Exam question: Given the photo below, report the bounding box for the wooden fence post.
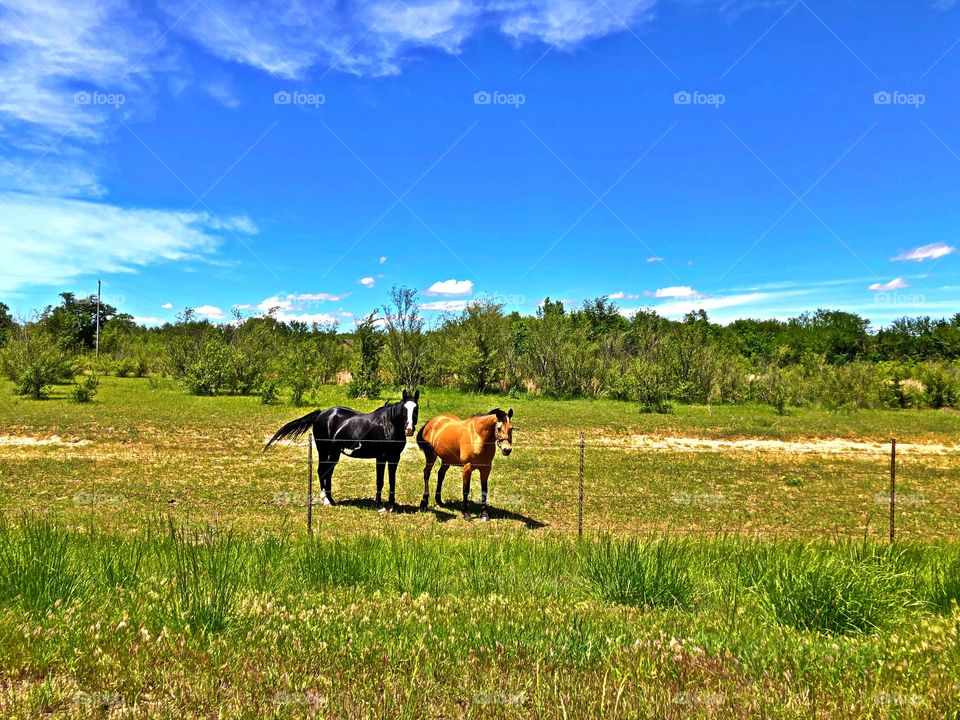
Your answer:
[889,438,896,543]
[307,432,313,536]
[578,432,584,538]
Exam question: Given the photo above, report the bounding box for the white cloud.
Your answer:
[0,0,159,143]
[295,292,346,302]
[195,305,225,319]
[891,242,955,262]
[160,0,659,79]
[359,277,376,287]
[272,311,340,325]
[425,278,473,295]
[498,0,657,47]
[606,291,640,300]
[868,278,909,292]
[653,285,699,299]
[253,292,347,315]
[132,315,164,326]
[646,256,663,262]
[379,256,387,264]
[421,299,469,311]
[0,192,255,294]
[161,302,173,309]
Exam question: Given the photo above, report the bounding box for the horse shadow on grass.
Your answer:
[331,497,546,529]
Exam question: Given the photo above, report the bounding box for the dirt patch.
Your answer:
[594,435,960,456]
[0,435,90,447]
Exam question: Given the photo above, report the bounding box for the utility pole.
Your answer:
[95,279,101,358]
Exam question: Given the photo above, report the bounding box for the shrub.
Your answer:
[348,313,384,399]
[0,324,76,399]
[71,374,100,403]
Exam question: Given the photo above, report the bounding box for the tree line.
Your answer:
[2,288,959,412]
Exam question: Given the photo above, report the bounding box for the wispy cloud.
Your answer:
[161,302,173,309]
[891,242,955,262]
[0,192,255,294]
[159,0,660,79]
[421,299,469,311]
[359,276,376,287]
[606,290,640,300]
[868,278,908,292]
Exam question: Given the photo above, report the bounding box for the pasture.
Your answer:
[1,378,959,717]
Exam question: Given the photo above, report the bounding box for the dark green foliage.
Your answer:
[0,323,76,398]
[348,312,385,398]
[71,373,100,403]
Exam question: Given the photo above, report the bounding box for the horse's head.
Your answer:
[495,408,514,456]
[401,389,420,437]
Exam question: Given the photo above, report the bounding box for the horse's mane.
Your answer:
[472,408,509,422]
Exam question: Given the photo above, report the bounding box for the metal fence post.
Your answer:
[307,432,313,536]
[578,432,584,538]
[889,438,896,543]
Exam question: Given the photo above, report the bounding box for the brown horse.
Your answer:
[416,408,513,520]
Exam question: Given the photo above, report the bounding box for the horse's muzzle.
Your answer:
[501,446,512,456]
[405,428,414,437]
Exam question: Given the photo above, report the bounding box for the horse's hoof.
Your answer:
[385,504,396,513]
[322,496,333,507]
[462,511,472,521]
[419,499,429,511]
[434,496,443,507]
[480,511,490,522]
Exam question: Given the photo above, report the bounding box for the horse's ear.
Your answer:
[507,408,513,418]
[414,390,420,402]
[402,389,408,400]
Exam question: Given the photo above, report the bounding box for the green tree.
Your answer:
[382,285,426,390]
[348,313,385,398]
[0,323,76,399]
[39,292,118,351]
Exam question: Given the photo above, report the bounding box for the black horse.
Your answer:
[264,390,420,511]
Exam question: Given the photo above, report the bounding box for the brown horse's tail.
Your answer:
[263,410,323,451]
[415,422,433,457]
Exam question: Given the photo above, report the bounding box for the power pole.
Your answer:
[95,279,101,358]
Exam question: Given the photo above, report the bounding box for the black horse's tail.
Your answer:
[263,410,323,450]
[416,423,433,456]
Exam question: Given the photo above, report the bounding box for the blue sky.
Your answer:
[2,0,959,328]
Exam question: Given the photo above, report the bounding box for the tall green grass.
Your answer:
[0,515,955,638]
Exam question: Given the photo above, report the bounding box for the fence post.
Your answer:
[889,438,896,543]
[578,432,584,538]
[307,432,313,536]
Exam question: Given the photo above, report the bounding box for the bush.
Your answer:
[0,325,76,399]
[259,379,280,405]
[71,374,100,403]
[348,313,384,399]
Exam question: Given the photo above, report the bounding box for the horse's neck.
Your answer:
[472,414,496,438]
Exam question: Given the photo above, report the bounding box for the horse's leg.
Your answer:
[479,464,491,522]
[386,459,399,512]
[435,464,449,506]
[420,453,436,510]
[375,459,386,511]
[461,463,473,521]
[319,455,337,506]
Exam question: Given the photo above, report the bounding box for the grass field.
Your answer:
[1,378,960,717]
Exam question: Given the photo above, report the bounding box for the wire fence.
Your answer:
[4,431,959,541]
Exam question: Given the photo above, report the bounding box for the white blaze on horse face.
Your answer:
[403,401,417,434]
